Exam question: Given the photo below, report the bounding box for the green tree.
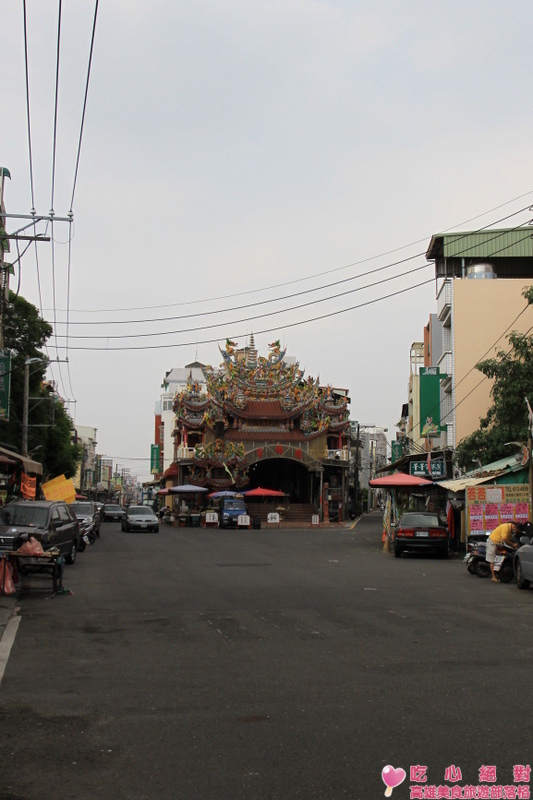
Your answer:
[2,291,81,478]
[455,286,533,470]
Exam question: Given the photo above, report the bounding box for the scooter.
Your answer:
[77,521,97,552]
[464,540,515,582]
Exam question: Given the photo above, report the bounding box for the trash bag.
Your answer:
[16,536,44,555]
[0,557,16,595]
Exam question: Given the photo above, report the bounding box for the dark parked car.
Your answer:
[393,511,448,558]
[121,505,159,532]
[71,501,101,542]
[514,524,533,590]
[100,504,125,522]
[0,500,80,564]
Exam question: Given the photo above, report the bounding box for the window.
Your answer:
[162,399,173,412]
[58,505,72,523]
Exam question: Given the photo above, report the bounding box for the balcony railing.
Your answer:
[437,279,452,324]
[326,448,349,461]
[176,445,196,460]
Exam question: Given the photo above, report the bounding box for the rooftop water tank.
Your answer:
[466,262,496,279]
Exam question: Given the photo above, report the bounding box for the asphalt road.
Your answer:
[1,513,532,800]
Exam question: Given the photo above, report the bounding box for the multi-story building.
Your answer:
[426,228,533,449]
[74,425,97,493]
[154,362,206,478]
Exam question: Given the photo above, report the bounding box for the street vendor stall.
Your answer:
[369,472,434,551]
[168,484,208,526]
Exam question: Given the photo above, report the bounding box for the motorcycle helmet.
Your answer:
[521,520,533,538]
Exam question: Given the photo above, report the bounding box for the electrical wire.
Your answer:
[65,216,76,404]
[21,2,59,392]
[54,192,533,314]
[53,227,533,342]
[409,308,533,442]
[69,0,99,213]
[57,261,433,340]
[22,0,35,216]
[447,322,533,421]
[58,251,430,327]
[64,277,436,351]
[52,215,533,330]
[48,0,73,403]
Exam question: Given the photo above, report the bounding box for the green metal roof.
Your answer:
[426,228,533,260]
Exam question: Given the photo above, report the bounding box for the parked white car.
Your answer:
[514,523,533,590]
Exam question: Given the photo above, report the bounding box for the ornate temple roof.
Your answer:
[172,338,350,438]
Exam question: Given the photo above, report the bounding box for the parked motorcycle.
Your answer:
[464,539,515,582]
[77,520,97,552]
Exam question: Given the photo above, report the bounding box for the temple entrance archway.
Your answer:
[247,458,317,504]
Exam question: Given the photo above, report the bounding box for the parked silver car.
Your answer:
[514,523,533,590]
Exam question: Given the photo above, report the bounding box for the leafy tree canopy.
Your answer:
[2,291,81,479]
[455,286,533,470]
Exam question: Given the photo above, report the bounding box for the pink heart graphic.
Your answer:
[382,765,407,789]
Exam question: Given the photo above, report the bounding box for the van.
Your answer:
[219,496,248,528]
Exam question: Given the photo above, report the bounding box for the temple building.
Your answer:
[167,337,351,520]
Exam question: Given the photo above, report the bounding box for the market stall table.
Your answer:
[2,549,64,595]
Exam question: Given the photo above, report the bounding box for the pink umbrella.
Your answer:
[243,487,287,497]
[369,472,433,487]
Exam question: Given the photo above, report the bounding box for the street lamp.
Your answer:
[22,357,44,457]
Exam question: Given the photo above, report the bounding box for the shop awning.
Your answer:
[436,475,502,493]
[0,446,42,476]
[369,472,433,488]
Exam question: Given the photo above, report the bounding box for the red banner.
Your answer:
[21,472,37,500]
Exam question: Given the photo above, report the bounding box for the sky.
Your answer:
[3,1,533,481]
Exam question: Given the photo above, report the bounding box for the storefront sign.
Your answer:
[410,458,445,479]
[419,368,446,438]
[150,444,160,474]
[466,484,531,538]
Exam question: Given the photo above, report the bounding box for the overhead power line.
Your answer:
[64,277,436,351]
[48,196,533,316]
[51,226,533,344]
[55,262,433,340]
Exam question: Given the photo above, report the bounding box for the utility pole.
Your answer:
[0,167,11,352]
[22,357,43,457]
[526,398,533,515]
[354,422,360,511]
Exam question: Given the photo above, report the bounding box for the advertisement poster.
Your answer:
[41,474,76,504]
[466,484,531,538]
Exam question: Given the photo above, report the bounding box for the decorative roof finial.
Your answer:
[246,332,258,367]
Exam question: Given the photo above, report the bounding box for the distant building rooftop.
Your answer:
[426,228,533,280]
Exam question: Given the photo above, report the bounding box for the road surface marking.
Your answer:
[0,613,21,687]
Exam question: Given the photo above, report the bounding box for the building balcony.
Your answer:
[438,351,453,393]
[325,448,350,461]
[176,445,196,460]
[437,279,452,325]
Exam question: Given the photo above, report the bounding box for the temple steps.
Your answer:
[246,502,318,526]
